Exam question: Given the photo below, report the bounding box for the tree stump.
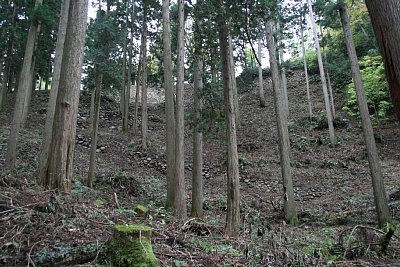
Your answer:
[109,224,159,267]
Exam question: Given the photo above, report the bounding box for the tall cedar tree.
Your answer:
[307,0,335,146]
[258,30,266,107]
[162,0,176,209]
[38,0,70,184]
[0,3,18,110]
[299,11,312,120]
[6,0,43,168]
[365,0,400,120]
[265,19,298,225]
[140,4,148,150]
[41,0,88,191]
[218,13,241,237]
[191,55,204,218]
[121,2,129,133]
[228,32,240,128]
[339,3,391,227]
[174,0,187,220]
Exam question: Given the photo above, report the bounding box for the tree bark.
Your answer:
[162,0,176,209]
[339,5,391,227]
[365,0,400,121]
[6,0,43,168]
[174,0,187,220]
[88,89,95,133]
[228,32,240,128]
[125,36,133,134]
[0,2,18,110]
[265,20,298,225]
[191,57,204,218]
[258,35,266,107]
[218,14,241,237]
[21,13,43,129]
[320,26,336,119]
[37,0,70,184]
[121,2,129,133]
[307,0,335,146]
[277,21,289,117]
[87,74,102,187]
[300,15,312,120]
[326,68,335,118]
[41,0,88,192]
[133,69,140,135]
[0,2,17,109]
[140,12,148,150]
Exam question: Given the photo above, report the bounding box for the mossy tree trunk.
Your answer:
[109,225,159,267]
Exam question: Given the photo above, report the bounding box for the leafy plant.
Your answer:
[174,260,188,267]
[343,56,393,120]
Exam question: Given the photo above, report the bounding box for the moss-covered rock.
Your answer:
[135,204,148,216]
[109,224,159,267]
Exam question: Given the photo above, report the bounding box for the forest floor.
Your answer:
[0,69,400,266]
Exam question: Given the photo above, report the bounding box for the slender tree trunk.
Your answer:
[174,0,187,220]
[21,20,42,129]
[365,0,400,120]
[125,33,133,133]
[265,20,298,225]
[120,32,127,130]
[0,41,13,110]
[162,0,176,209]
[133,74,140,135]
[307,0,335,146]
[41,0,88,191]
[125,49,132,127]
[38,76,42,91]
[88,89,95,133]
[228,33,240,128]
[87,74,102,187]
[134,18,144,137]
[277,21,289,117]
[218,14,241,237]
[300,16,312,120]
[258,36,266,107]
[191,57,204,218]
[339,5,391,227]
[44,50,52,91]
[6,0,43,168]
[37,0,70,184]
[319,26,336,119]
[44,72,49,91]
[326,68,335,118]
[120,32,127,114]
[0,2,17,110]
[121,2,129,133]
[140,13,148,150]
